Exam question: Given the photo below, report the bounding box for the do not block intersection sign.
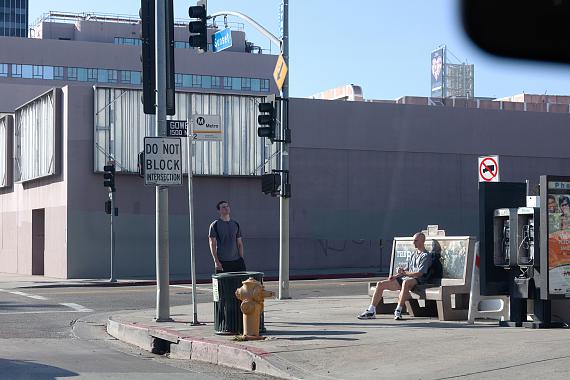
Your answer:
[144,137,183,186]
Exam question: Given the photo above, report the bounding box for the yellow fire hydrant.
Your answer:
[235,277,274,340]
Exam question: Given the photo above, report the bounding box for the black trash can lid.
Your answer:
[211,271,264,279]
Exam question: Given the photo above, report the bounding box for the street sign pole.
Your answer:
[186,129,200,325]
[279,0,290,300]
[155,0,171,322]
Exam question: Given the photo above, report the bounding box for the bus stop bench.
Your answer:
[368,236,476,321]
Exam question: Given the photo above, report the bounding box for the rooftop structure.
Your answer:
[0,11,278,113]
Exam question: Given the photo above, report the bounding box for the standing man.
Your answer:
[357,232,432,320]
[209,200,246,273]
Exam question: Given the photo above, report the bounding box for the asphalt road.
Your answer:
[0,278,372,379]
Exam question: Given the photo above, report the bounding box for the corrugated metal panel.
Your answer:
[14,91,56,182]
[93,87,278,176]
[0,117,8,187]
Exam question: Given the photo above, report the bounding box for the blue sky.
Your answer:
[29,0,570,100]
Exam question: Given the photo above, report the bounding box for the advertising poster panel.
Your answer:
[431,47,445,98]
[547,180,570,295]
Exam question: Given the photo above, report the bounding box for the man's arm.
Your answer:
[236,237,244,258]
[209,237,222,270]
[400,269,423,278]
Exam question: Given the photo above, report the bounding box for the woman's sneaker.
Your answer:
[394,309,402,320]
[357,309,376,319]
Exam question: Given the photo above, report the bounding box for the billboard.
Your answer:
[431,47,445,98]
[545,179,570,296]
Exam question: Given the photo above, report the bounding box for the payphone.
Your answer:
[493,208,516,268]
[516,207,539,268]
[492,204,554,327]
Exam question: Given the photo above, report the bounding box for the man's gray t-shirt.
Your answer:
[209,219,241,261]
[402,250,432,283]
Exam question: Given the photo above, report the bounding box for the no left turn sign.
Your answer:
[478,155,500,182]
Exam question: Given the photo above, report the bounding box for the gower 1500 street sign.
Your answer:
[144,137,183,186]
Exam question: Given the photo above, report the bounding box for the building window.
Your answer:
[43,66,54,80]
[114,37,142,46]
[104,70,113,83]
[261,79,270,92]
[0,64,8,77]
[98,69,109,83]
[87,68,97,82]
[120,70,131,84]
[174,41,190,49]
[241,78,251,91]
[68,67,78,81]
[32,65,43,79]
[77,68,88,82]
[182,74,192,88]
[175,73,183,87]
[130,71,141,85]
[201,75,212,89]
[21,65,33,79]
[108,69,118,83]
[54,66,64,80]
[251,78,261,92]
[231,77,242,90]
[192,74,202,88]
[211,76,222,89]
[223,77,232,89]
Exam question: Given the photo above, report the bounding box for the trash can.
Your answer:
[212,271,265,335]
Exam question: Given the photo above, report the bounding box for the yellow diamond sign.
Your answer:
[273,54,288,91]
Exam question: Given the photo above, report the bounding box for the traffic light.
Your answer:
[140,0,175,115]
[188,2,207,51]
[262,173,280,196]
[165,0,176,115]
[140,0,155,115]
[103,164,116,192]
[257,96,277,143]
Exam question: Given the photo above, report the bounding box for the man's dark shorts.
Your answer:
[396,276,427,286]
[215,257,246,274]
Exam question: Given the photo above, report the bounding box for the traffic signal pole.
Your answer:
[279,0,290,300]
[110,191,116,282]
[155,0,171,322]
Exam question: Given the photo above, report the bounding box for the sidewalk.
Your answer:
[107,294,570,380]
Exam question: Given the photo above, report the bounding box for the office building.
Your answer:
[0,0,28,37]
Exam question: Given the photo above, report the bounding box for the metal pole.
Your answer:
[279,0,290,300]
[155,0,171,322]
[187,132,199,325]
[110,192,116,282]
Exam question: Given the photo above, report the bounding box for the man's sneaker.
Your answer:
[394,309,402,320]
[357,310,376,319]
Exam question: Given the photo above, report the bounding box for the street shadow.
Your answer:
[0,302,63,310]
[0,358,77,379]
[266,329,364,341]
[269,320,500,329]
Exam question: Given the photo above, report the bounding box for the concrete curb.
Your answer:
[106,317,303,379]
